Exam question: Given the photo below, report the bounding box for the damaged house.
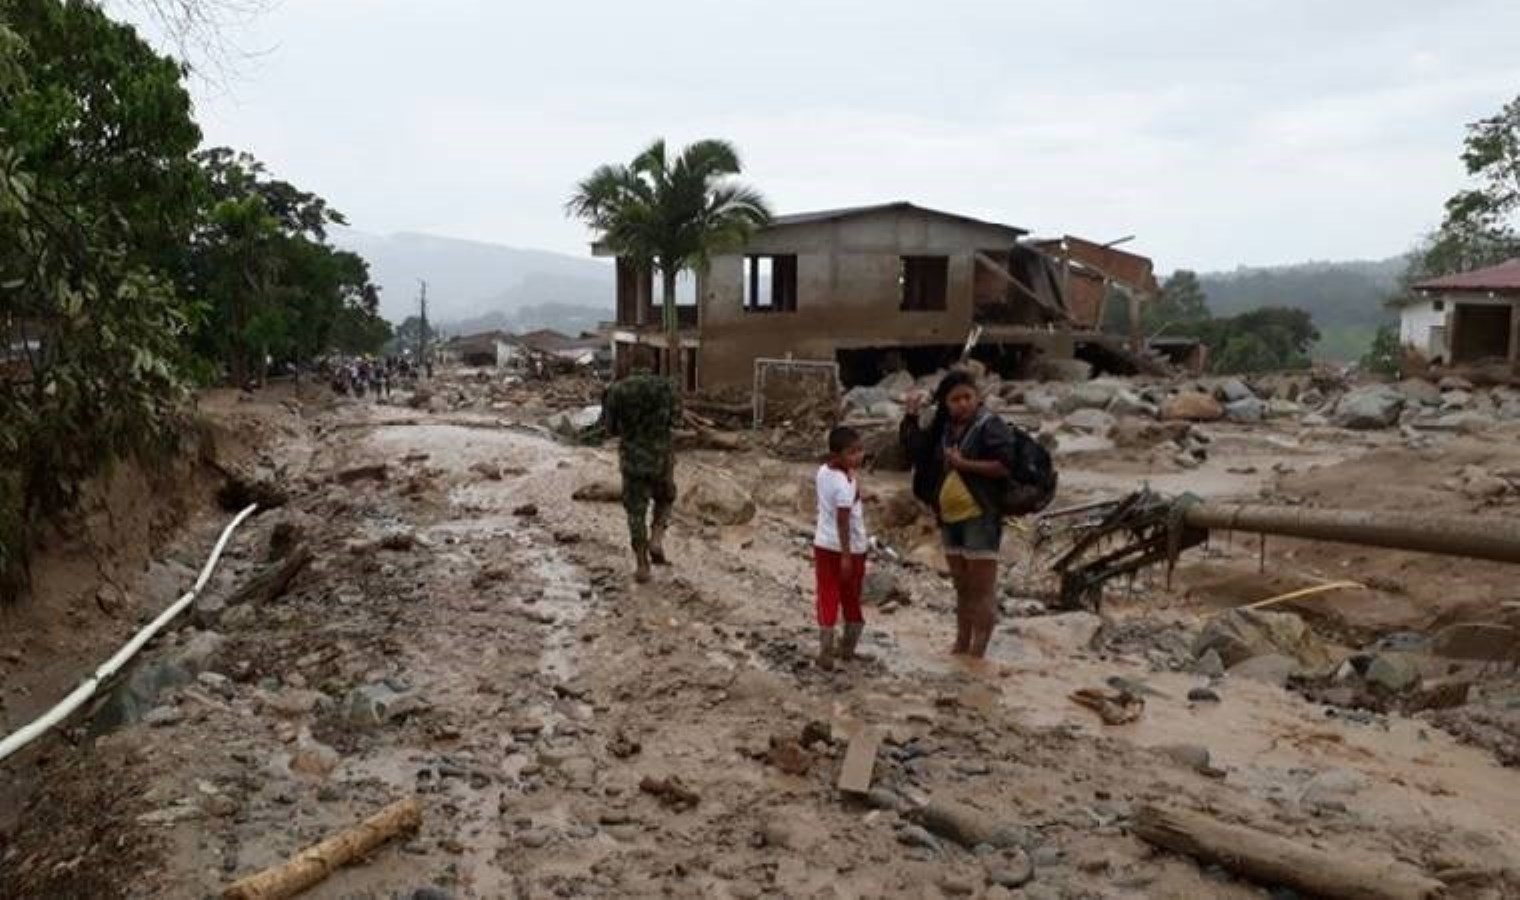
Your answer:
[1404,258,1520,366]
[599,202,1160,391]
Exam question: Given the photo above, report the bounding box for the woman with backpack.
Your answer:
[901,369,1021,659]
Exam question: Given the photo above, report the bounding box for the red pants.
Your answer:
[814,547,866,628]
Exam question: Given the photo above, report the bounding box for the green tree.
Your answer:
[1144,269,1211,333]
[1360,324,1401,375]
[567,138,770,389]
[1406,93,1520,284]
[1197,307,1319,373]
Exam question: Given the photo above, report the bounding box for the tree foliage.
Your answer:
[1197,307,1319,374]
[1360,324,1402,376]
[567,138,770,387]
[1,1,388,601]
[1142,269,1211,333]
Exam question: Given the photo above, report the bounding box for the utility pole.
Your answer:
[416,279,429,371]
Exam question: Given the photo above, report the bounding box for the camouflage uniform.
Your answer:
[601,373,680,550]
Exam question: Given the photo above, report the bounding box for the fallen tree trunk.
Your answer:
[222,797,422,900]
[229,545,312,607]
[1132,804,1444,900]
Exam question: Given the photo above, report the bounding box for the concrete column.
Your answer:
[1509,302,1520,369]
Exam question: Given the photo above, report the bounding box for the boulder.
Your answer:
[867,400,903,420]
[678,470,756,525]
[1062,408,1116,435]
[843,386,891,413]
[344,682,426,728]
[1441,390,1473,410]
[1499,400,1520,421]
[572,480,622,502]
[1217,379,1255,403]
[1194,608,1331,669]
[1265,399,1303,419]
[1364,653,1421,694]
[877,370,916,398]
[1035,359,1093,382]
[1161,392,1225,422]
[1397,379,1442,406]
[1439,375,1474,392]
[91,661,192,734]
[862,569,908,606]
[1435,412,1493,435]
[1332,385,1404,430]
[169,630,229,674]
[1023,391,1059,415]
[1430,622,1519,662]
[1228,653,1299,687]
[1106,389,1157,419]
[1224,397,1267,424]
[1055,383,1119,414]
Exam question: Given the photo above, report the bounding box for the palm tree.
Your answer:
[567,139,770,389]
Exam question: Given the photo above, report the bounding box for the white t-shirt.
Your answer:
[814,465,868,553]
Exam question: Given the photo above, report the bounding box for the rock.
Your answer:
[843,386,891,413]
[1441,389,1474,409]
[1194,608,1331,669]
[1398,379,1442,405]
[1365,653,1421,694]
[1158,743,1212,772]
[1036,359,1093,382]
[344,682,426,728]
[1023,391,1059,415]
[289,736,341,777]
[1161,392,1224,422]
[1300,768,1369,810]
[143,705,184,728]
[896,824,944,853]
[1228,653,1300,687]
[1062,408,1116,435]
[1106,389,1157,418]
[411,888,455,900]
[1430,622,1520,662]
[677,470,756,525]
[1437,412,1495,435]
[513,503,539,517]
[1499,399,1520,421]
[878,370,916,399]
[1265,399,1304,419]
[765,737,812,776]
[861,429,910,471]
[1333,385,1405,430]
[1461,468,1508,498]
[572,480,622,503]
[1224,397,1267,423]
[938,873,977,895]
[1439,375,1474,392]
[1302,412,1329,427]
[262,688,329,718]
[913,798,1022,849]
[1055,382,1118,413]
[1111,419,1174,448]
[1218,379,1255,402]
[1187,687,1221,703]
[469,461,502,481]
[865,400,903,420]
[170,630,228,674]
[985,849,1034,888]
[92,661,192,733]
[862,569,908,606]
[1194,649,1225,678]
[865,788,906,812]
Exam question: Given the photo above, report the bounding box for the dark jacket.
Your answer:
[901,407,1017,520]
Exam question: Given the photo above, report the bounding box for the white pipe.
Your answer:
[0,503,259,764]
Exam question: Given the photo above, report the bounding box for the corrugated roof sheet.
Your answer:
[767,202,1026,237]
[1414,258,1520,293]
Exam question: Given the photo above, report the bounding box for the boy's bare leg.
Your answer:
[946,555,972,655]
[965,559,999,658]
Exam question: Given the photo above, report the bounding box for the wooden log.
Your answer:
[229,545,312,607]
[222,797,422,900]
[1132,804,1445,900]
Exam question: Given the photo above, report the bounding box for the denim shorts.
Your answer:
[940,513,1003,561]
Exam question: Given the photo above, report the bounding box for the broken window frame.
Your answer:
[900,255,949,312]
[744,254,799,313]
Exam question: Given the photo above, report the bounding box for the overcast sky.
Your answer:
[141,0,1520,272]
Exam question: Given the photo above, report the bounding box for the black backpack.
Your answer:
[999,425,1058,516]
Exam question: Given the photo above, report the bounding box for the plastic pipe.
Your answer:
[0,503,258,764]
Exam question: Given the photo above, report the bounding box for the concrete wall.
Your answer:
[696,209,1022,388]
[1400,299,1446,356]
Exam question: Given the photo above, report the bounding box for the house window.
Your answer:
[744,255,798,312]
[900,256,949,311]
[1433,300,1445,312]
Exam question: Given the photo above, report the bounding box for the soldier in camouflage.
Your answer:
[600,369,681,582]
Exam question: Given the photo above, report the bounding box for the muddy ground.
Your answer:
[3,372,1520,899]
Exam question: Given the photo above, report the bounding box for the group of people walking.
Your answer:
[602,364,1050,664]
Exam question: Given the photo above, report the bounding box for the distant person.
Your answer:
[813,426,872,670]
[901,369,1017,659]
[600,366,680,582]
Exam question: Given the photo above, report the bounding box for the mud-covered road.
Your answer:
[5,384,1520,899]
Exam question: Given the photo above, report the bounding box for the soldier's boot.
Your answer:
[816,628,837,671]
[839,623,874,663]
[634,546,652,584]
[649,523,669,566]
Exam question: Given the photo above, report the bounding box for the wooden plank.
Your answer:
[1133,804,1444,900]
[836,726,883,794]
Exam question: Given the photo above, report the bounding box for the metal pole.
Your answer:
[1184,503,1520,566]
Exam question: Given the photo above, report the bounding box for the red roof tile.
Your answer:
[1413,258,1520,293]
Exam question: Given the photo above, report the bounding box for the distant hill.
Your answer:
[330,228,612,324]
[446,303,611,339]
[1196,256,1409,361]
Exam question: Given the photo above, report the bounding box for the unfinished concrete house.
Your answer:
[600,202,1156,391]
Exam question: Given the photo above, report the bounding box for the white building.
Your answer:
[1405,259,1520,365]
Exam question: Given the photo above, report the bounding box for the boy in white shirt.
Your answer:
[814,426,870,670]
